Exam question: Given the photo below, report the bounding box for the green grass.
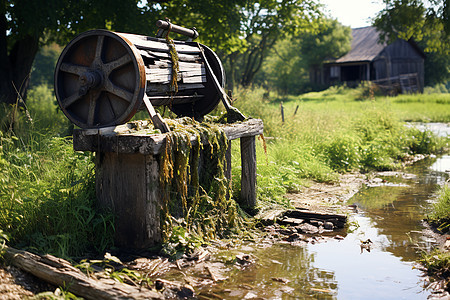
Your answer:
[231,86,449,208]
[0,83,448,258]
[0,85,114,258]
[427,185,450,233]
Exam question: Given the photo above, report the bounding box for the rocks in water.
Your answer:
[296,223,320,234]
[235,253,257,266]
[272,277,290,284]
[155,278,195,299]
[323,222,334,230]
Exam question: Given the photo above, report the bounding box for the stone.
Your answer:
[323,222,334,230]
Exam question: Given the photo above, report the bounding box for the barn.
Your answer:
[312,26,425,93]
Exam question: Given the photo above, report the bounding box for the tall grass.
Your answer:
[0,85,113,258]
[231,86,448,207]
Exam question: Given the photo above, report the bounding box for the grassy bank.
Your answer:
[421,185,450,291]
[0,84,449,257]
[231,86,449,206]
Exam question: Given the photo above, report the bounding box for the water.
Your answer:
[192,155,450,299]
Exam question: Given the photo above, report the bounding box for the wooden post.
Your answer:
[96,152,161,248]
[280,102,285,123]
[225,141,232,199]
[240,136,256,210]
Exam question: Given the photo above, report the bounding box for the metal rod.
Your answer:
[156,20,199,39]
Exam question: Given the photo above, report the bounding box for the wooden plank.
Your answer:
[146,83,205,93]
[73,119,264,156]
[140,50,201,62]
[145,61,204,71]
[283,209,347,228]
[4,246,163,299]
[117,32,200,54]
[182,75,206,83]
[240,136,257,211]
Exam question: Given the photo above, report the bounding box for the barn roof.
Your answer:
[334,26,386,63]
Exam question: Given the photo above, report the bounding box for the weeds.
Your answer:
[0,92,114,258]
[427,185,450,233]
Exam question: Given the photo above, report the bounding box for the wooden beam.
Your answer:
[73,119,263,156]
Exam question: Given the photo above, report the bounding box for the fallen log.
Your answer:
[3,246,162,300]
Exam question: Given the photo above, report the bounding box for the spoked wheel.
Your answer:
[54,30,146,128]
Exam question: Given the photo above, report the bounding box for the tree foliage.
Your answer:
[223,0,322,87]
[374,0,449,54]
[257,18,351,94]
[1,0,325,105]
[374,0,450,85]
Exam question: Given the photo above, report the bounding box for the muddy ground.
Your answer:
[0,172,448,299]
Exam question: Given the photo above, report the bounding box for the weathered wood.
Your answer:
[284,209,347,228]
[139,49,201,62]
[117,32,200,54]
[73,119,263,248]
[96,153,162,248]
[240,136,257,210]
[146,83,205,94]
[73,119,264,156]
[3,246,162,300]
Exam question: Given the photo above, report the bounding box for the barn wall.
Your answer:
[377,40,425,90]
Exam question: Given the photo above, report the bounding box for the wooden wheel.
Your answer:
[54,30,146,128]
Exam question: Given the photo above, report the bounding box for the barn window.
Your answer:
[330,66,340,78]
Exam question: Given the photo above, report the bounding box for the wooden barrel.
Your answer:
[54,30,224,129]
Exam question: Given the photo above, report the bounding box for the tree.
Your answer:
[374,0,449,54]
[257,18,351,94]
[299,19,351,76]
[226,0,322,87]
[0,0,149,104]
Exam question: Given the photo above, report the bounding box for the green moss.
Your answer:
[157,118,243,258]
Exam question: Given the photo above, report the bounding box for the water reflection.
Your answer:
[184,156,449,299]
[200,245,339,299]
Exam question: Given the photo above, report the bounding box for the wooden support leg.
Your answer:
[95,152,161,249]
[225,140,232,199]
[240,136,257,211]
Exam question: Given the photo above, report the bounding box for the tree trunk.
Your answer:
[0,13,39,104]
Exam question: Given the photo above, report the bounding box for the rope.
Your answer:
[164,21,180,108]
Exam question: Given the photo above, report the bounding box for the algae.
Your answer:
[157,117,244,258]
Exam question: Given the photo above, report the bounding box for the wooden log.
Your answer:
[3,246,163,300]
[240,136,257,210]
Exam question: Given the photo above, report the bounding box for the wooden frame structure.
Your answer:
[73,119,263,248]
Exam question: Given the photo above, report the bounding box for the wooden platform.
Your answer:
[73,119,263,248]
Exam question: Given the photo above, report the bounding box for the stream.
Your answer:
[162,124,450,299]
[188,155,449,299]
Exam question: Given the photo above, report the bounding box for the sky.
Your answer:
[319,0,386,28]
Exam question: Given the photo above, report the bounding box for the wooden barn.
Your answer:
[311,26,425,93]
